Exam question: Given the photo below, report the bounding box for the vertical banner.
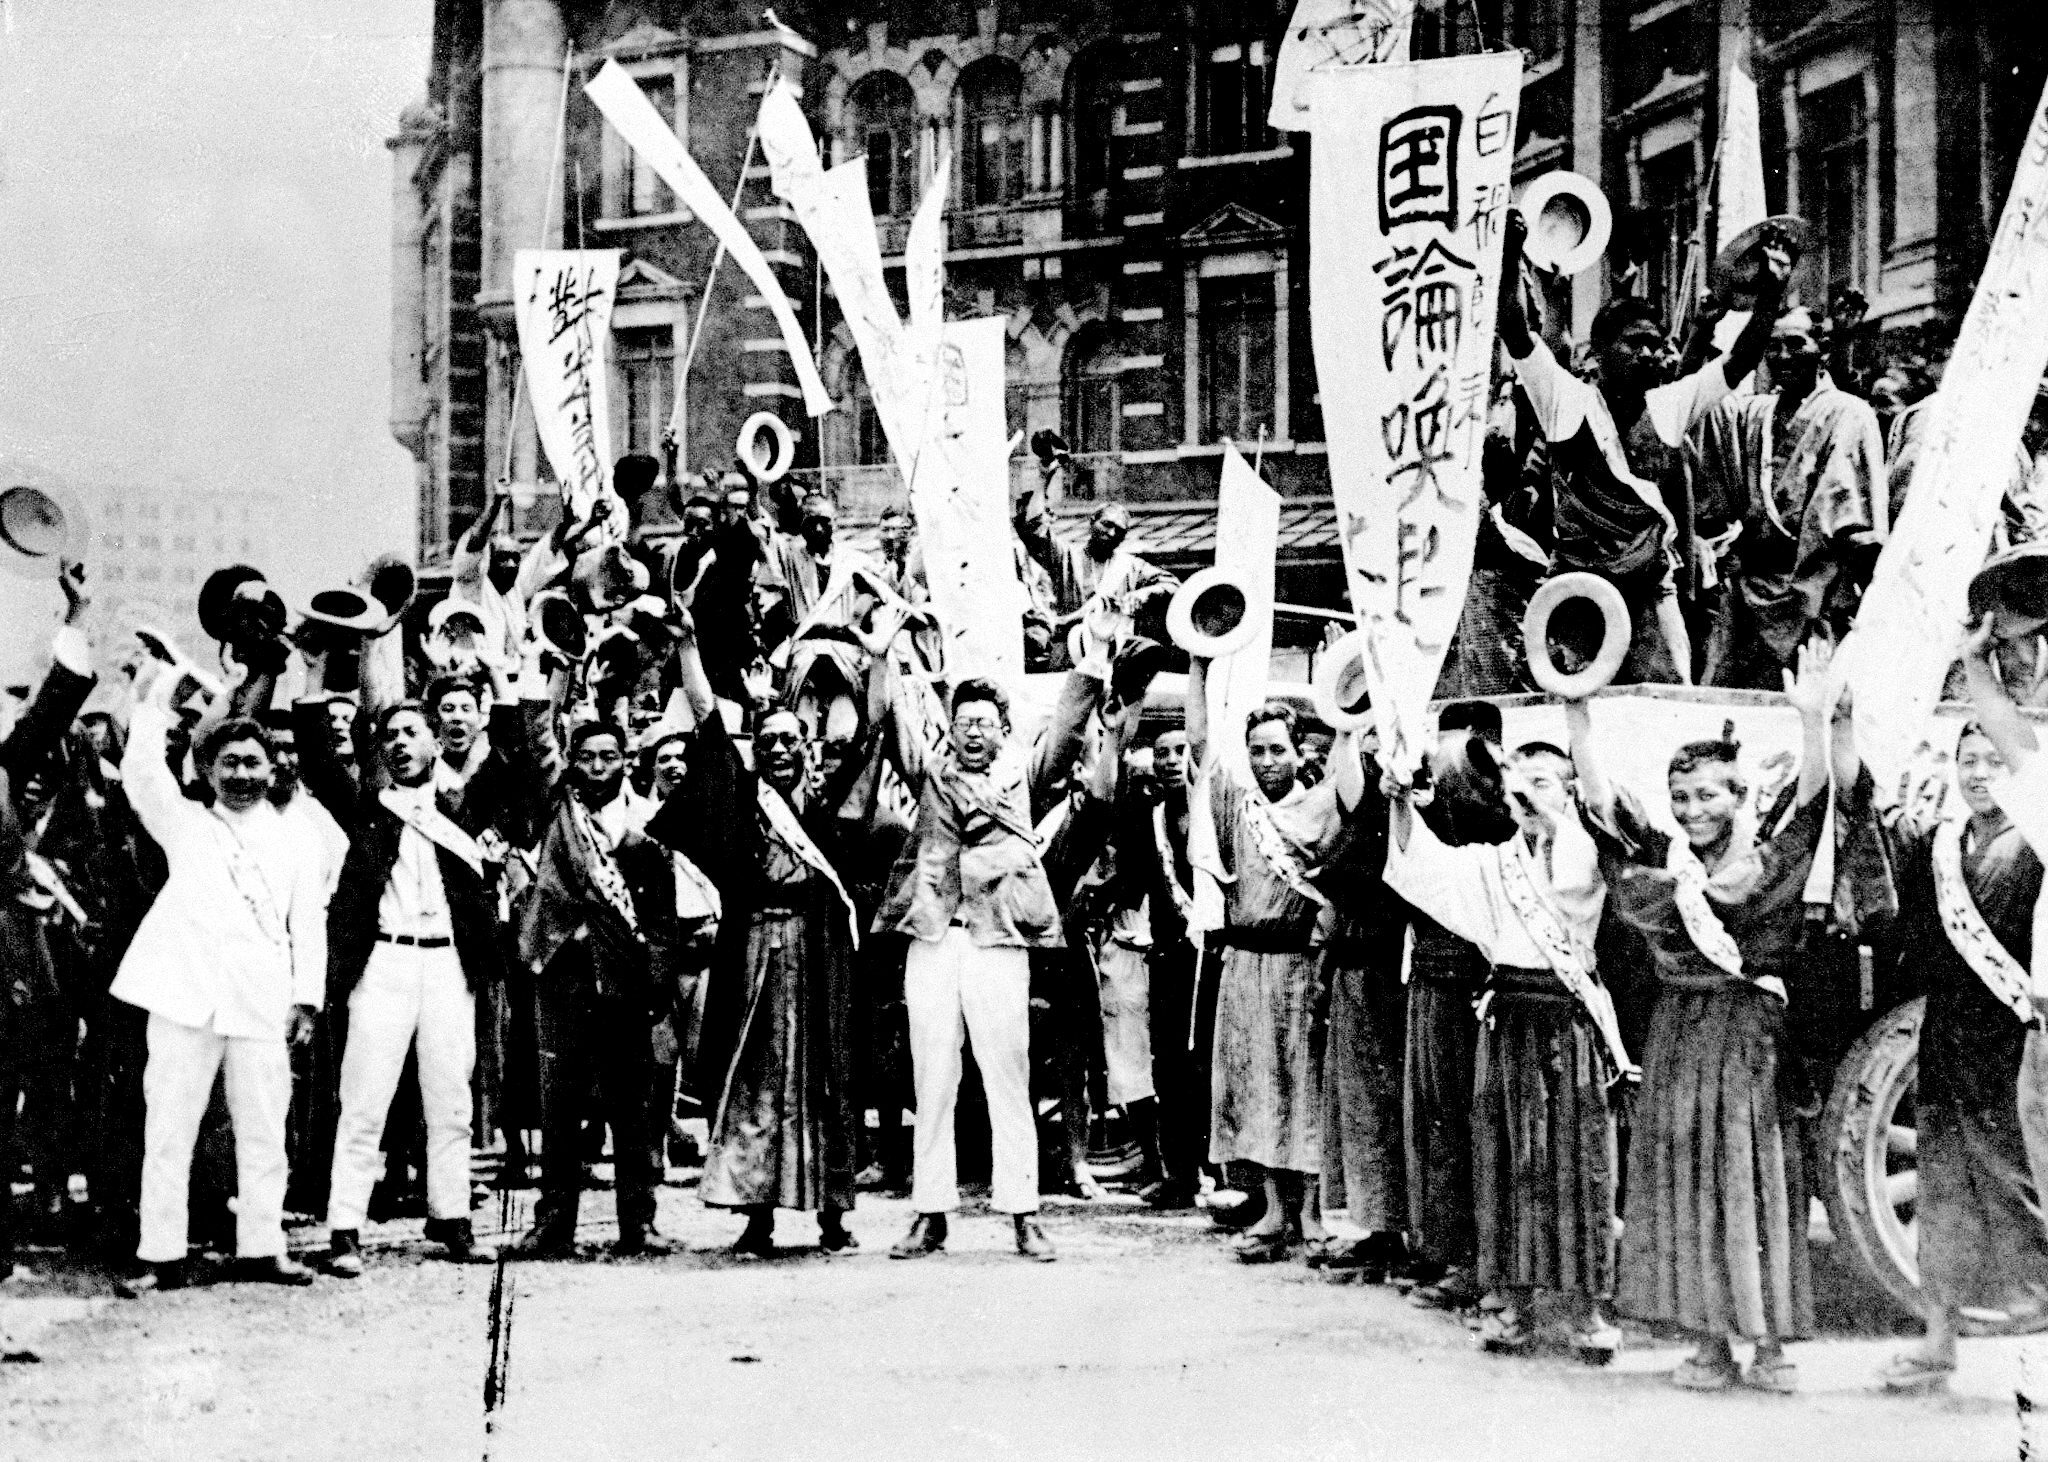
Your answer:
[1711,59,1768,354]
[1838,79,2048,787]
[910,317,1024,687]
[1268,0,1417,131]
[1303,53,1521,775]
[512,249,625,534]
[1206,447,1282,780]
[584,60,833,417]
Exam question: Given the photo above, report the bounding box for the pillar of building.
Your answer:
[387,98,437,465]
[479,0,567,501]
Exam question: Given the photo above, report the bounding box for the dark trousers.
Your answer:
[532,949,658,1236]
[1146,937,1206,1190]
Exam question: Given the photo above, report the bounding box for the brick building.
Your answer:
[389,1,2046,650]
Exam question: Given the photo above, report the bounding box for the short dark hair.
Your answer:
[1590,297,1666,351]
[425,674,482,717]
[569,719,627,759]
[950,677,1010,728]
[1244,700,1300,748]
[683,494,716,515]
[1514,740,1572,765]
[1438,699,1503,744]
[1668,737,1744,791]
[374,700,431,741]
[197,717,270,769]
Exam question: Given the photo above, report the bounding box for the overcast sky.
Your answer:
[0,0,431,671]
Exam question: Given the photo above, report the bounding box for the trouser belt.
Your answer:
[378,933,454,948]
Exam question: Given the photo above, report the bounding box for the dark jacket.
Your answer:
[293,700,505,1002]
[520,789,681,1019]
[440,701,545,848]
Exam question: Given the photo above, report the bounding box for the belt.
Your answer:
[378,933,454,949]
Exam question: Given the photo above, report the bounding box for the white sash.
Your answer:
[378,788,487,878]
[1496,837,1639,1080]
[756,782,862,950]
[1153,802,1196,928]
[1237,783,1330,911]
[566,795,640,934]
[209,810,290,950]
[1664,835,1791,1004]
[1933,820,2036,1024]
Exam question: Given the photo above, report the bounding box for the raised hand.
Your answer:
[1783,636,1842,723]
[58,559,89,625]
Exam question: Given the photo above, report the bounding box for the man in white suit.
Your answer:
[110,660,330,1293]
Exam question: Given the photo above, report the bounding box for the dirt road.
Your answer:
[0,1189,2027,1462]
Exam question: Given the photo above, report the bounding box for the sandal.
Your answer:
[1233,1229,1294,1265]
[1571,1321,1623,1367]
[1746,1356,1799,1394]
[1670,1353,1743,1392]
[1477,1310,1534,1355]
[1878,1352,1955,1395]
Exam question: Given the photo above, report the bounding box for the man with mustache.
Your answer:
[112,661,329,1295]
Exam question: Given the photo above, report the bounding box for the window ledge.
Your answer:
[591,210,696,233]
[1178,146,1295,171]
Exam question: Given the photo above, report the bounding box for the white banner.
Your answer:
[1712,60,1768,355]
[512,249,624,532]
[584,60,832,417]
[1268,0,1417,131]
[1207,447,1282,780]
[1839,78,2048,787]
[1303,53,1521,775]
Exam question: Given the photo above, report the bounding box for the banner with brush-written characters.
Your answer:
[1302,53,1521,776]
[512,249,625,539]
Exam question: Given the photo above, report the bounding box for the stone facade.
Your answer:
[390,1,2046,627]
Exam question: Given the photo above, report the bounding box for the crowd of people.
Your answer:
[3,204,2046,1402]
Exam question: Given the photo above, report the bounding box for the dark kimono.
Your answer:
[1888,813,2048,1320]
[1594,779,1869,1340]
[652,715,859,1214]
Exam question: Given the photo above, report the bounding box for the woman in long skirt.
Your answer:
[1565,641,1862,1392]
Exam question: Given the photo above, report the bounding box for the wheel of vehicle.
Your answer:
[1821,995,2048,1336]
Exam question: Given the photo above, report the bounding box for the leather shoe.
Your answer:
[1013,1216,1056,1262]
[1138,1180,1198,1211]
[425,1217,500,1264]
[505,1224,576,1261]
[613,1224,679,1257]
[115,1261,188,1299]
[324,1229,364,1279]
[235,1255,316,1286]
[889,1213,947,1259]
[818,1215,857,1253]
[731,1216,776,1258]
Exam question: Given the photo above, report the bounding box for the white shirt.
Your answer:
[111,702,329,1040]
[1383,807,1606,970]
[378,780,454,939]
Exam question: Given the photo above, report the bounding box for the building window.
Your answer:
[1065,330,1120,456]
[603,72,677,218]
[1069,44,1122,201]
[1027,104,1064,193]
[961,59,1026,208]
[420,215,445,383]
[1799,77,1869,304]
[1196,36,1274,156]
[613,327,674,458]
[1201,275,1276,443]
[848,72,917,219]
[1634,144,1697,323]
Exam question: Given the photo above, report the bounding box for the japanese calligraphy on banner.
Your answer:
[1302,53,1520,775]
[512,249,625,534]
[585,60,832,417]
[1837,77,2048,788]
[1268,0,1418,131]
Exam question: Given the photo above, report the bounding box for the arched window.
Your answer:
[1065,328,1120,456]
[847,72,918,219]
[1068,44,1123,199]
[960,58,1026,208]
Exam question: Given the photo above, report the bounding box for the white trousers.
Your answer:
[905,929,1038,1215]
[326,944,476,1233]
[138,1014,292,1264]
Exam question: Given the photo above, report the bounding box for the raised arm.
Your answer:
[1329,727,1367,815]
[450,482,508,588]
[121,677,194,849]
[1494,210,1533,360]
[1562,697,1615,822]
[1783,637,1840,806]
[1717,232,1794,387]
[1184,654,1212,772]
[1961,615,2039,773]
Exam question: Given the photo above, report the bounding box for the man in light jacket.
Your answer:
[110,660,329,1294]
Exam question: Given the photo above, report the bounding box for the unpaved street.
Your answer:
[0,1188,2027,1462]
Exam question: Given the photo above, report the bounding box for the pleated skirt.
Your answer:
[1209,946,1322,1174]
[1615,980,1812,1340]
[1321,956,1408,1230]
[1472,977,1617,1298]
[1404,977,1479,1265]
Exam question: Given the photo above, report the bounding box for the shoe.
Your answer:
[1670,1351,1742,1391]
[1745,1356,1798,1394]
[1014,1216,1056,1262]
[732,1217,775,1258]
[818,1216,857,1254]
[1232,1229,1294,1265]
[424,1217,499,1265]
[1571,1320,1624,1367]
[115,1261,188,1299]
[613,1224,679,1257]
[1206,1190,1266,1231]
[854,1163,890,1192]
[235,1255,316,1286]
[505,1224,576,1261]
[1137,1180,1198,1211]
[1477,1310,1534,1355]
[1879,1351,1953,1394]
[889,1213,947,1260]
[323,1229,364,1279]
